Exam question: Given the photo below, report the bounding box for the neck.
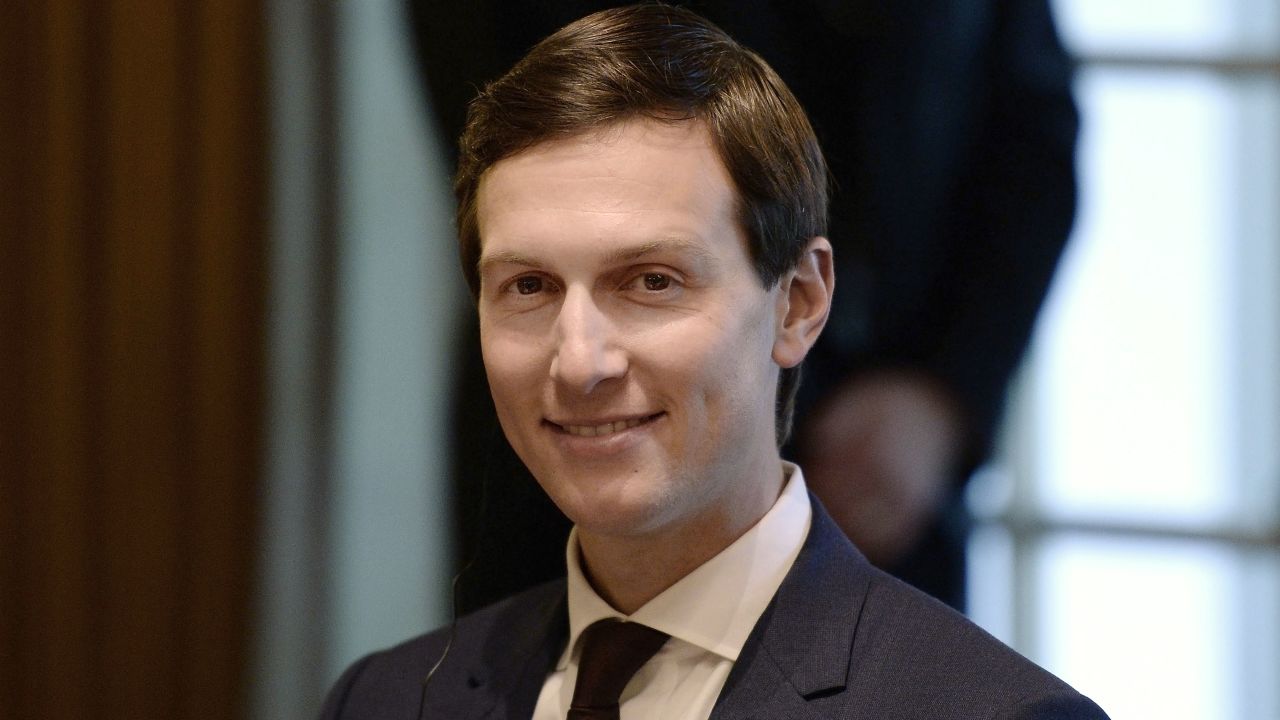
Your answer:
[575,462,786,614]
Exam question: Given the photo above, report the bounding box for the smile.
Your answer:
[552,413,663,438]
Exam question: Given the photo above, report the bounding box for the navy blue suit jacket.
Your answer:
[319,500,1108,719]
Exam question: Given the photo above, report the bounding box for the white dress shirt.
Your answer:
[531,462,813,720]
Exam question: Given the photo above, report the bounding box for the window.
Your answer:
[968,3,1280,718]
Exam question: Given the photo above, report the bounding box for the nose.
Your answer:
[549,287,627,394]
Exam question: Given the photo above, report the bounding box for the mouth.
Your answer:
[547,412,665,438]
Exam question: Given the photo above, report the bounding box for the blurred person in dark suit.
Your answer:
[411,0,1078,613]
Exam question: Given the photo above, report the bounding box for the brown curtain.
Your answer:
[0,2,267,719]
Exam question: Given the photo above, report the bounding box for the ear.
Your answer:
[772,236,834,368]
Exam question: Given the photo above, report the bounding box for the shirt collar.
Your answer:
[559,462,812,668]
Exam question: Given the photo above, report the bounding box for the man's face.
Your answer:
[475,118,789,545]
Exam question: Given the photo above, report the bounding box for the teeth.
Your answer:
[564,416,648,437]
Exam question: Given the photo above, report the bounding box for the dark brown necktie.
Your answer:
[567,619,670,720]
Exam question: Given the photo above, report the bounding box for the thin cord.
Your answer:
[416,565,470,719]
[417,420,501,719]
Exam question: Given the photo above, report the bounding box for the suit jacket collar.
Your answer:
[460,494,869,720]
[447,580,568,720]
[709,495,872,719]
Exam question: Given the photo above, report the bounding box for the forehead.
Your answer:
[474,119,744,266]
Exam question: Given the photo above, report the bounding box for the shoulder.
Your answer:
[849,566,1108,718]
[774,501,1107,717]
[316,579,567,720]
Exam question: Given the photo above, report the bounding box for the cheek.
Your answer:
[650,307,775,409]
[480,327,545,408]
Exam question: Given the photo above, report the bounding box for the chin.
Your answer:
[538,466,681,538]
[571,504,669,539]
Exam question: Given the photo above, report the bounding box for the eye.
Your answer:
[621,269,681,299]
[514,276,544,295]
[641,273,671,292]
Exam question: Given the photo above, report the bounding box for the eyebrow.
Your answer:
[477,250,545,276]
[602,237,717,265]
[476,236,718,275]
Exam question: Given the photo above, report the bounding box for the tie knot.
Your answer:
[568,620,670,719]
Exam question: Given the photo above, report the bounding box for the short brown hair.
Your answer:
[454,3,828,445]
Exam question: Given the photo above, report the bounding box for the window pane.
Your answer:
[1028,70,1280,527]
[1231,75,1280,531]
[1053,0,1280,56]
[966,525,1017,646]
[1030,534,1278,719]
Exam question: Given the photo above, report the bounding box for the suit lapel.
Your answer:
[482,588,567,720]
[710,497,873,720]
[422,582,567,720]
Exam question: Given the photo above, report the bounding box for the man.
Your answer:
[321,6,1106,718]
[413,0,1079,614]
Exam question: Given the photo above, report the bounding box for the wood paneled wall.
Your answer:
[0,2,267,719]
